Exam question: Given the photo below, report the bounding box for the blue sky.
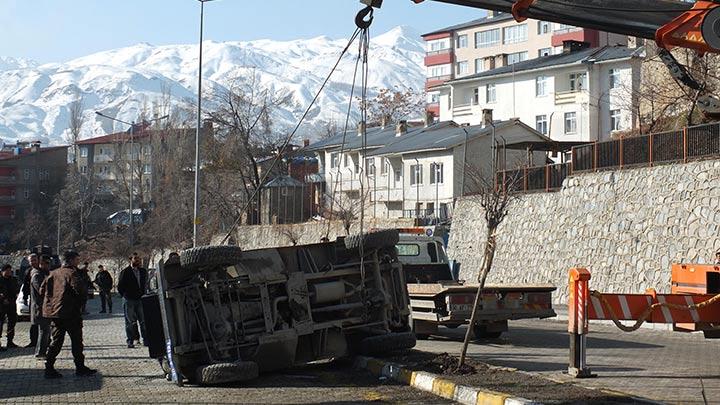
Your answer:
[0,0,484,63]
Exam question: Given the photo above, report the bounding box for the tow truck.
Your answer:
[395,227,556,339]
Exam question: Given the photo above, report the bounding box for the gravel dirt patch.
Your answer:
[385,351,654,404]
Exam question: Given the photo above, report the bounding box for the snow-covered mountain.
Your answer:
[0,26,425,145]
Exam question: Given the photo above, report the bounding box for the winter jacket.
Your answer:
[117,266,148,300]
[40,266,86,319]
[30,267,50,324]
[0,275,19,307]
[94,270,113,291]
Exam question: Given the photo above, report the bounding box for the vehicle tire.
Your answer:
[357,332,416,356]
[180,245,243,271]
[195,361,259,386]
[164,265,199,285]
[344,229,399,252]
[472,324,502,339]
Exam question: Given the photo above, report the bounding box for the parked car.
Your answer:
[144,230,416,386]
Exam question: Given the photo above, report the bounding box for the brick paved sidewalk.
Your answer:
[0,298,443,404]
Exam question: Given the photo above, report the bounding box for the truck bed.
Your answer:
[407,282,556,297]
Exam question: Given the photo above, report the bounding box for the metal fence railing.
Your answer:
[571,122,720,173]
[494,122,720,194]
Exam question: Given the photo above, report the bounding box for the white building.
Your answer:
[434,44,643,143]
[305,119,553,222]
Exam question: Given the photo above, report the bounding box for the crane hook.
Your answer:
[355,6,374,29]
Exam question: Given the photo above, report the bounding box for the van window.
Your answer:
[397,244,420,256]
[427,243,438,263]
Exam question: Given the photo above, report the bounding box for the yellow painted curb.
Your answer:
[476,390,509,405]
[431,377,457,399]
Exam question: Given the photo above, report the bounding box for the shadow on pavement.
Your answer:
[0,346,38,360]
[0,369,103,399]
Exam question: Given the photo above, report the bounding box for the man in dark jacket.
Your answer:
[31,256,52,358]
[0,264,20,349]
[117,254,147,348]
[41,250,97,379]
[94,265,113,313]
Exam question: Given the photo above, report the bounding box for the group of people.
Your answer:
[0,250,151,378]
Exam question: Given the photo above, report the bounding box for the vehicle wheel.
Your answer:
[344,229,399,252]
[164,265,199,284]
[195,361,259,386]
[180,245,243,271]
[357,332,416,356]
[472,324,502,339]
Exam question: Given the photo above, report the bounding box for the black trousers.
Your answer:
[99,290,112,312]
[45,317,85,369]
[0,305,16,343]
[29,324,38,345]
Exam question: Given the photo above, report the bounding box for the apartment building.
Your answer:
[75,128,157,204]
[0,143,68,246]
[423,11,628,118]
[435,44,643,143]
[305,118,551,222]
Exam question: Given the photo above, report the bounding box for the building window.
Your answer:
[98,147,104,155]
[23,188,29,199]
[330,152,339,168]
[365,158,375,176]
[428,38,450,52]
[564,112,577,134]
[473,88,479,105]
[538,47,552,57]
[537,21,551,34]
[80,166,87,174]
[456,61,469,75]
[486,84,496,103]
[143,145,151,156]
[23,169,31,180]
[410,164,423,185]
[475,28,500,48]
[80,147,88,158]
[474,58,485,73]
[536,115,548,135]
[507,51,528,65]
[428,64,451,78]
[39,169,49,182]
[143,164,151,174]
[394,169,401,183]
[380,157,388,175]
[456,34,468,48]
[536,75,549,97]
[503,24,528,44]
[430,163,444,184]
[569,72,587,92]
[610,109,622,131]
[609,68,621,89]
[344,154,350,168]
[428,92,440,104]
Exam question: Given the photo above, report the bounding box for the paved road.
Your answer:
[0,298,445,404]
[417,318,720,404]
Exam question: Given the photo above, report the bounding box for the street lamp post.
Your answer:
[95,112,168,247]
[194,0,217,247]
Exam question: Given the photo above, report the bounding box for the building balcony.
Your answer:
[425,49,454,67]
[555,91,583,105]
[452,102,480,117]
[0,176,16,184]
[0,195,16,202]
[373,188,403,202]
[93,155,114,163]
[426,75,452,90]
[552,28,600,47]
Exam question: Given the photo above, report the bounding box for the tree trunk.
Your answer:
[458,227,496,368]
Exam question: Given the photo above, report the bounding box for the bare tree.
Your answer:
[364,87,425,126]
[323,190,371,236]
[457,165,521,368]
[277,224,301,246]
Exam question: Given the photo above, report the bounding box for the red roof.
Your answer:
[0,146,68,161]
[76,130,153,145]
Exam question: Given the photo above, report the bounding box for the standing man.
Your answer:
[94,265,113,314]
[30,256,52,359]
[23,254,40,348]
[0,264,19,349]
[41,250,96,379]
[117,254,147,348]
[78,263,92,315]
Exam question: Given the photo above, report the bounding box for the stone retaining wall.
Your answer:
[448,159,720,304]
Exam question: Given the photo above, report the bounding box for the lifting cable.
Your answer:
[590,289,720,332]
[220,7,374,244]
